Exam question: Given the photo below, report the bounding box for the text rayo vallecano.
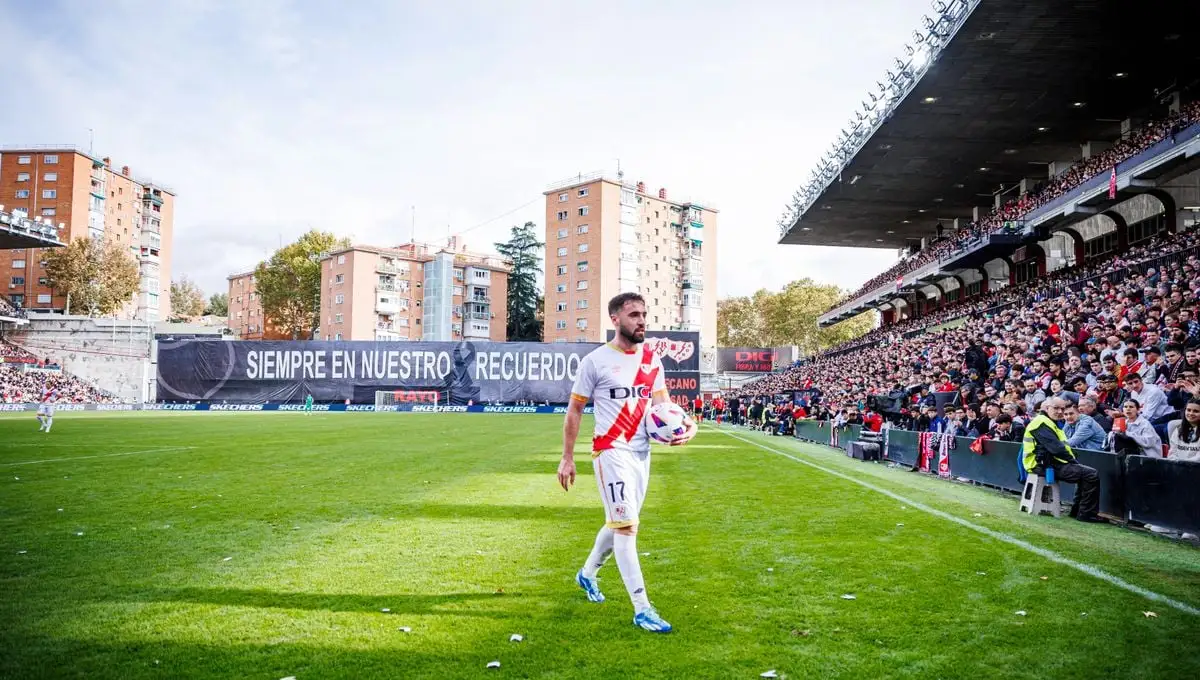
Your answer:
[243,349,585,382]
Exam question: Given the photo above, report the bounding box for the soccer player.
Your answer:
[557,292,697,633]
[304,393,314,415]
[36,385,57,433]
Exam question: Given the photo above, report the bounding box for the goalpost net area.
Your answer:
[373,390,444,411]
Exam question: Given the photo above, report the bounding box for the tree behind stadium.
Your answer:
[169,277,206,320]
[256,230,350,340]
[495,221,543,341]
[205,292,229,316]
[718,278,875,355]
[43,237,139,317]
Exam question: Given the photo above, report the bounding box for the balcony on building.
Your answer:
[139,247,159,262]
[376,296,400,314]
[377,317,395,331]
[376,259,402,275]
[376,278,396,292]
[464,266,491,286]
[468,286,490,305]
[464,322,489,339]
[145,191,164,207]
[140,218,160,235]
[681,277,703,290]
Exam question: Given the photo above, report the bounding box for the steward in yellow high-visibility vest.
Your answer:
[1020,398,1104,523]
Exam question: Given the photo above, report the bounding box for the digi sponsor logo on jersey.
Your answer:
[411,405,469,413]
[482,406,539,413]
[608,385,653,400]
[209,404,264,411]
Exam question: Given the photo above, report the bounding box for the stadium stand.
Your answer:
[0,340,117,404]
[825,102,1200,312]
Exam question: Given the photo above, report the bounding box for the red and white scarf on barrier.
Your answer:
[917,432,952,478]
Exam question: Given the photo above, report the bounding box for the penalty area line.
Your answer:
[720,429,1200,617]
[3,446,197,467]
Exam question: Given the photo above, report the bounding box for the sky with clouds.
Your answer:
[1,0,932,300]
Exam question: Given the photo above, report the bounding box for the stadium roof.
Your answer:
[0,209,65,250]
[778,0,1200,249]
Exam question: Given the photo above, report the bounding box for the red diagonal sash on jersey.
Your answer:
[593,346,658,452]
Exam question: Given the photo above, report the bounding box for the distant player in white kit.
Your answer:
[557,292,696,633]
[36,386,58,433]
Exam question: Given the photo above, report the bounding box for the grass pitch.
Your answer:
[2,412,1198,679]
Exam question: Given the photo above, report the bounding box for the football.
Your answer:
[646,402,689,444]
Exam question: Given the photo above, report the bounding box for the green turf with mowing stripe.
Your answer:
[2,413,1197,679]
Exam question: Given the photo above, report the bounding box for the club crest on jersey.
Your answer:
[609,385,653,400]
[612,503,630,520]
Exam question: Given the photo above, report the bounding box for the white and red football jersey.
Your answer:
[570,343,668,454]
[41,388,58,404]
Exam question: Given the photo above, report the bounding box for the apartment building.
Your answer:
[0,147,174,321]
[227,270,289,340]
[542,173,718,344]
[318,237,510,342]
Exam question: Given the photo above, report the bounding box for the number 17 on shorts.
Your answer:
[592,448,649,530]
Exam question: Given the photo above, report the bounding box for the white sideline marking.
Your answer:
[3,446,195,467]
[721,430,1200,617]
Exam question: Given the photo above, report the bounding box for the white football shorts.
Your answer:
[592,446,651,529]
[37,404,54,417]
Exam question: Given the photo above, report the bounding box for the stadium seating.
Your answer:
[0,340,117,404]
[825,101,1200,312]
[736,227,1200,458]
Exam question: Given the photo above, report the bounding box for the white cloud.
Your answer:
[1,0,925,300]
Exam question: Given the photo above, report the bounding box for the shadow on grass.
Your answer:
[111,586,518,616]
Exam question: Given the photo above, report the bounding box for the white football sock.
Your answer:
[613,532,651,612]
[581,525,614,579]
[44,417,52,432]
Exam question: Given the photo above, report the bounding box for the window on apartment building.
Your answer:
[236,296,243,304]
[577,224,589,234]
[578,243,589,253]
[454,268,463,280]
[16,173,29,182]
[335,313,343,324]
[337,254,346,264]
[10,275,24,286]
[578,206,588,216]
[578,187,589,197]
[17,155,30,164]
[43,173,57,182]
[43,154,58,164]
[556,265,567,275]
[654,263,659,271]
[249,292,256,301]
[557,210,568,221]
[37,294,51,304]
[38,277,47,286]
[577,299,588,309]
[398,318,409,327]
[577,262,588,273]
[556,320,567,330]
[335,294,344,304]
[41,208,55,216]
[12,259,25,268]
[474,270,487,279]
[557,247,567,257]
[556,302,567,312]
[453,285,462,295]
[15,190,29,199]
[237,311,244,319]
[9,294,22,306]
[335,333,343,341]
[558,192,568,202]
[334,274,344,284]
[577,281,588,290]
[576,318,588,329]
[556,284,566,293]
[41,190,56,199]
[250,309,257,317]
[557,228,567,239]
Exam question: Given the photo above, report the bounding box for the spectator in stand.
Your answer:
[1078,396,1112,433]
[1113,400,1163,458]
[990,414,1022,443]
[1023,398,1104,523]
[1064,401,1107,451]
[1166,399,1200,462]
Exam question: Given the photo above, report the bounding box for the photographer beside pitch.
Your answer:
[556,292,697,633]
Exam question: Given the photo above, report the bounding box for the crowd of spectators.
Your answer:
[825,101,1200,312]
[0,295,25,318]
[0,340,116,404]
[734,227,1200,462]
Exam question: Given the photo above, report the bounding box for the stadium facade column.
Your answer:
[999,256,1016,287]
[1103,210,1130,250]
[1146,189,1179,234]
[975,268,989,296]
[1081,141,1112,159]
[1057,228,1086,267]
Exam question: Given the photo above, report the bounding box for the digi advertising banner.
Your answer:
[605,330,701,408]
[716,347,776,373]
[156,340,600,405]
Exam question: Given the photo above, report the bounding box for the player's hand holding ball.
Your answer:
[646,402,696,446]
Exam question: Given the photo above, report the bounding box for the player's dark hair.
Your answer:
[608,292,645,316]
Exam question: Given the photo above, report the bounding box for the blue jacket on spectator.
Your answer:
[1064,414,1107,451]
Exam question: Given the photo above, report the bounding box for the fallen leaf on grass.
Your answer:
[495,588,505,595]
[1144,611,1158,618]
[767,568,774,572]
[976,572,987,576]
[510,634,523,643]
[487,661,501,669]
[1039,576,1048,581]
[17,550,27,555]
[972,513,983,518]
[896,523,904,527]
[398,627,412,633]
[75,532,84,537]
[790,629,810,637]
[222,556,232,562]
[381,608,391,613]
[761,671,778,679]
[1014,610,1026,616]
[841,594,857,600]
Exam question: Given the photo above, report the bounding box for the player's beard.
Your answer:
[619,324,645,345]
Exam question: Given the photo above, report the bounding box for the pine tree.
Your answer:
[495,222,543,341]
